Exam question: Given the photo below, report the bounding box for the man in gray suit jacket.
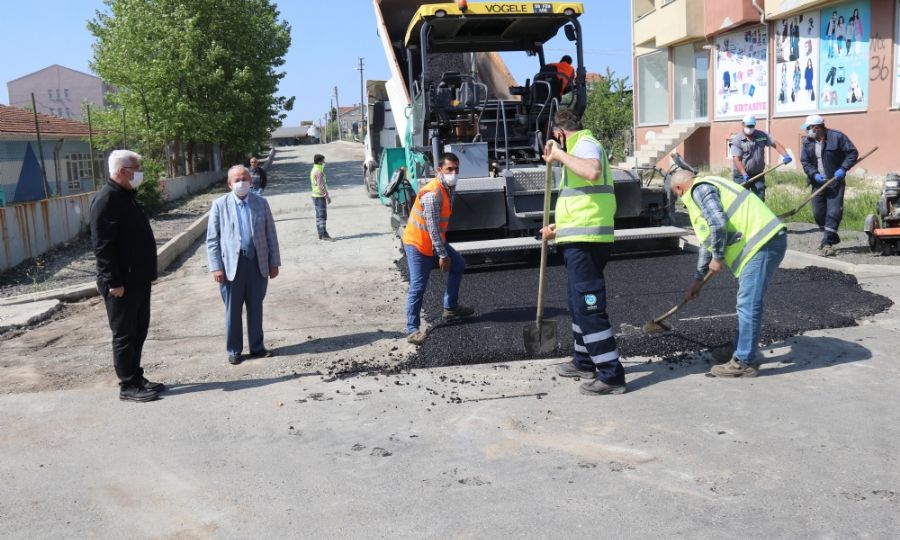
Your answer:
[207,165,282,364]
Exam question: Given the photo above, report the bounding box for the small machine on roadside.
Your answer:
[864,173,900,255]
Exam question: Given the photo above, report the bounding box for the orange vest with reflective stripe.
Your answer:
[402,178,452,257]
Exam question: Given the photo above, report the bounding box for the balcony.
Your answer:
[765,0,830,19]
[633,0,705,48]
[705,0,764,36]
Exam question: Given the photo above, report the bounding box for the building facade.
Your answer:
[631,0,900,175]
[7,65,111,122]
[0,105,106,206]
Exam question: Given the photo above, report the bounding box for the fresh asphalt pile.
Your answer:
[400,252,892,369]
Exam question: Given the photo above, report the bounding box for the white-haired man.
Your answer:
[90,149,163,402]
[207,165,282,365]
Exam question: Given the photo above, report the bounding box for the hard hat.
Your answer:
[801,114,825,128]
[742,115,757,126]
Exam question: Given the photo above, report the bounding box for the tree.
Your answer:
[88,0,294,172]
[581,68,633,163]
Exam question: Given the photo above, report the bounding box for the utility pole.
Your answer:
[333,86,341,141]
[30,93,50,199]
[86,103,98,189]
[356,57,366,139]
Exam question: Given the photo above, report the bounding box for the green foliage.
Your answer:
[135,159,165,213]
[582,68,633,163]
[325,121,341,141]
[87,0,294,158]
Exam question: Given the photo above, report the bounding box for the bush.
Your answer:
[136,158,165,214]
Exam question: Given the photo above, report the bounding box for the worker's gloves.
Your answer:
[782,155,792,165]
[813,173,826,184]
[741,174,750,183]
[834,168,846,181]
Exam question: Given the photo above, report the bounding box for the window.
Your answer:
[674,42,709,122]
[55,89,60,100]
[65,108,71,117]
[48,89,53,100]
[66,153,98,190]
[64,89,69,99]
[638,50,669,125]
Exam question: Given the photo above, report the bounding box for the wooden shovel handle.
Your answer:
[778,146,878,219]
[651,271,714,325]
[535,162,553,325]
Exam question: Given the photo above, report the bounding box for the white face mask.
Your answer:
[233,181,250,197]
[129,171,144,189]
[807,128,817,140]
[743,127,755,135]
[441,173,459,187]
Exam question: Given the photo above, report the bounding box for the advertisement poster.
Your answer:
[818,1,870,111]
[774,11,819,115]
[895,0,900,107]
[715,26,769,120]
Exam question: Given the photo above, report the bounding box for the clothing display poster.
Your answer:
[774,11,819,115]
[715,26,769,120]
[894,0,900,107]
[818,1,870,111]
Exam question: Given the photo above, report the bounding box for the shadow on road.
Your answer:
[624,335,872,393]
[262,154,365,198]
[274,330,403,355]
[162,373,305,397]
[332,231,391,241]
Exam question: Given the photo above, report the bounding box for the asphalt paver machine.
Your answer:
[371,0,685,258]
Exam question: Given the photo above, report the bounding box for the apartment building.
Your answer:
[7,65,112,122]
[631,0,900,175]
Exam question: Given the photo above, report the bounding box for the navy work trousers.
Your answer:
[313,197,328,238]
[102,280,151,389]
[810,181,844,247]
[560,243,625,385]
[220,253,268,355]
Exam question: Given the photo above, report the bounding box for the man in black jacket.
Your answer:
[800,114,858,257]
[90,149,163,402]
[249,156,267,196]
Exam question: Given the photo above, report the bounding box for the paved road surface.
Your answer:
[1,142,898,538]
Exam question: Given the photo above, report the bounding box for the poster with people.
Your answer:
[818,1,870,111]
[774,11,819,115]
[714,26,769,120]
[894,0,900,107]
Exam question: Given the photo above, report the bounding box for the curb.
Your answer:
[0,211,210,307]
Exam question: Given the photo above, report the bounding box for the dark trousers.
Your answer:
[102,280,151,388]
[734,172,766,201]
[220,253,268,355]
[810,182,844,247]
[313,197,328,237]
[560,243,626,385]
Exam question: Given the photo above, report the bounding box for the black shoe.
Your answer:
[442,305,475,320]
[119,386,159,403]
[142,377,165,393]
[228,353,242,365]
[555,361,595,379]
[579,378,627,396]
[250,349,273,358]
[320,234,334,242]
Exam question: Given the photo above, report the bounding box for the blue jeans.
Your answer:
[220,253,268,355]
[313,197,328,237]
[405,244,465,333]
[734,230,787,364]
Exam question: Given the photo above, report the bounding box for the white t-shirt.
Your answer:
[572,139,601,160]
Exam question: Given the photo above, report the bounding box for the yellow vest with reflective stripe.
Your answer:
[554,130,616,244]
[310,163,327,197]
[681,176,785,277]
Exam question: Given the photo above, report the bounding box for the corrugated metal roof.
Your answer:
[0,104,92,137]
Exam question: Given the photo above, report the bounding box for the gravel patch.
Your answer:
[0,181,227,299]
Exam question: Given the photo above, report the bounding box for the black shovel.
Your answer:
[524,162,558,355]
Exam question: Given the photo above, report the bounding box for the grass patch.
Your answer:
[698,169,879,231]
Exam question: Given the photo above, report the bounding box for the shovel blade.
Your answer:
[523,320,559,355]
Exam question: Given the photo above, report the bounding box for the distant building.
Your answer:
[7,65,112,122]
[0,104,105,205]
[337,104,365,139]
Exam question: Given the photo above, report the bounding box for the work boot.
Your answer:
[141,377,165,393]
[555,361,595,379]
[709,358,759,378]
[321,234,335,242]
[819,244,836,257]
[710,345,735,364]
[579,378,626,396]
[119,386,159,403]
[442,305,475,321]
[407,329,427,346]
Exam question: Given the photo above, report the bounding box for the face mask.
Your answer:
[743,127,754,135]
[807,128,817,140]
[129,171,144,189]
[233,181,250,197]
[441,173,459,187]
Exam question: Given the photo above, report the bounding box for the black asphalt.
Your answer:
[401,252,892,369]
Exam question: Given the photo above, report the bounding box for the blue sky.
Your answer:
[0,0,632,126]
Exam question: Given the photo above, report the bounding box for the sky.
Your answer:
[0,0,632,127]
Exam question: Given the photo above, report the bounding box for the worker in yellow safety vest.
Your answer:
[310,154,332,240]
[402,152,475,345]
[540,109,626,396]
[669,170,787,378]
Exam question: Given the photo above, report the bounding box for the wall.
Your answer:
[7,66,106,121]
[0,169,226,272]
[0,139,105,203]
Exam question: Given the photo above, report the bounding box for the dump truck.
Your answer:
[369,0,685,256]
